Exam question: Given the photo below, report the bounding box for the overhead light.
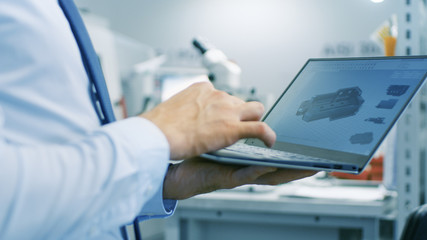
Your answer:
[371,0,384,3]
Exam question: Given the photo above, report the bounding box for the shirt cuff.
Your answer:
[138,180,177,219]
[102,117,170,184]
[107,117,177,219]
[102,117,174,221]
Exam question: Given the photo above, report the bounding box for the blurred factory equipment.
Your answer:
[370,14,398,56]
[112,31,169,117]
[121,54,166,116]
[192,37,242,93]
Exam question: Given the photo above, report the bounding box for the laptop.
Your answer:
[201,56,427,174]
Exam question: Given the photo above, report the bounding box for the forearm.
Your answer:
[162,158,316,200]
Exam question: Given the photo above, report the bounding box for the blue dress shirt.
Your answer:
[0,0,175,239]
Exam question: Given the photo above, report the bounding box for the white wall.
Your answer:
[76,0,397,101]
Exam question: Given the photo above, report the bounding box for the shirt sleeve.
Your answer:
[139,175,178,218]
[0,116,173,239]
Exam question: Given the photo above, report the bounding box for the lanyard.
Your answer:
[58,0,116,125]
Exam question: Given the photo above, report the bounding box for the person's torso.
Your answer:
[0,0,100,145]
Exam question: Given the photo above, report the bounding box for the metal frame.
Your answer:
[395,0,425,238]
[165,190,396,240]
[168,209,380,240]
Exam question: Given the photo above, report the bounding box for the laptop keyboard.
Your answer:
[225,143,335,163]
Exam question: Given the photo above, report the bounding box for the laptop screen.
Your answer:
[247,57,427,167]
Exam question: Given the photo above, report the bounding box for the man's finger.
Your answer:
[237,122,276,147]
[239,101,265,121]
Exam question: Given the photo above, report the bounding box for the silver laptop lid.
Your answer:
[247,56,427,171]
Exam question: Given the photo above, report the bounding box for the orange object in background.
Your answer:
[384,36,397,56]
[330,155,384,181]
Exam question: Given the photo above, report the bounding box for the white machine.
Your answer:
[192,37,242,93]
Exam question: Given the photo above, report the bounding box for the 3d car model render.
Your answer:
[296,87,365,122]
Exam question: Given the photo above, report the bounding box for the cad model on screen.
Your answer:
[296,86,365,122]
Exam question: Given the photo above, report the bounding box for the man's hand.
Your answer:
[141,81,315,200]
[140,81,276,160]
[163,158,316,200]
